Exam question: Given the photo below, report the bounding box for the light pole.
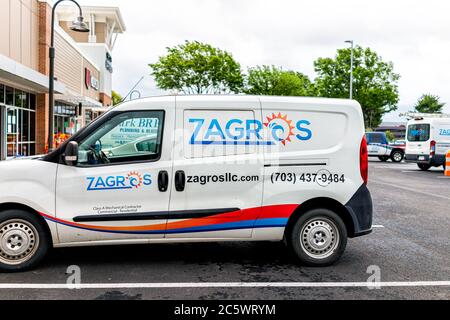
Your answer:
[345,40,354,100]
[48,0,89,152]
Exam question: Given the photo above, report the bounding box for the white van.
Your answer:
[0,96,372,271]
[405,115,450,170]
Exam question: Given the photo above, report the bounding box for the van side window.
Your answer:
[369,133,383,144]
[77,110,164,166]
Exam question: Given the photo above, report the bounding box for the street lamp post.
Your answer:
[48,0,89,152]
[345,40,354,100]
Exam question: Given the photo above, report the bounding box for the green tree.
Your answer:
[111,90,123,106]
[313,46,400,128]
[385,130,395,142]
[244,65,312,96]
[413,94,445,114]
[149,41,244,94]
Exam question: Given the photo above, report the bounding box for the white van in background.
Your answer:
[0,96,373,272]
[404,114,450,170]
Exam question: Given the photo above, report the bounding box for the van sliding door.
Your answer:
[167,97,264,239]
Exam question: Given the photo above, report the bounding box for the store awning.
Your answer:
[55,90,104,109]
[0,54,65,94]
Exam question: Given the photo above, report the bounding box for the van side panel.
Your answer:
[434,120,450,159]
[255,97,366,239]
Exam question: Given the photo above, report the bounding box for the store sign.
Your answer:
[105,52,113,73]
[85,68,99,91]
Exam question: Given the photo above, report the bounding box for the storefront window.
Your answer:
[85,110,93,125]
[3,85,36,158]
[0,84,4,104]
[5,86,14,106]
[54,101,77,149]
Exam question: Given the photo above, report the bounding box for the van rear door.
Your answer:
[406,123,431,160]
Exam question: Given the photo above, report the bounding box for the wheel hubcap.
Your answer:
[300,218,339,259]
[0,220,39,265]
[394,153,402,161]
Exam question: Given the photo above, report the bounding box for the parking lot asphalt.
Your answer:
[0,160,449,300]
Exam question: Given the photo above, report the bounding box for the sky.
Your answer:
[78,0,450,122]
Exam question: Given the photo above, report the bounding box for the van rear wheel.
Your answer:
[418,163,431,171]
[289,209,347,267]
[0,210,50,272]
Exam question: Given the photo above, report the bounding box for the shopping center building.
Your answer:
[0,0,125,160]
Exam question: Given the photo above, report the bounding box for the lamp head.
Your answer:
[70,16,90,33]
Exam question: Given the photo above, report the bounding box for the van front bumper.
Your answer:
[345,184,373,238]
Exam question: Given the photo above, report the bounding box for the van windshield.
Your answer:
[407,124,430,142]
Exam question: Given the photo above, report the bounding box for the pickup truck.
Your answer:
[366,132,405,163]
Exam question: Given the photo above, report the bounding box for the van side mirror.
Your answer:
[64,141,79,166]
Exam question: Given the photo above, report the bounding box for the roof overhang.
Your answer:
[55,89,103,108]
[0,54,65,94]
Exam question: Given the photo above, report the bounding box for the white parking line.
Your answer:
[370,180,450,201]
[0,281,449,289]
[372,225,385,228]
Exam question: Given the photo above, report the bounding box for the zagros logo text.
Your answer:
[189,113,312,146]
[86,172,152,191]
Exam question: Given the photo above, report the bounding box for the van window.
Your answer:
[407,124,430,142]
[77,110,164,166]
[367,133,383,144]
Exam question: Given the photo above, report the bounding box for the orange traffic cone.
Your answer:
[445,150,450,177]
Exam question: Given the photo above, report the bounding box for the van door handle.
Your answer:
[175,170,186,192]
[158,171,169,192]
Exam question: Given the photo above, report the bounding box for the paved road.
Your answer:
[0,161,449,300]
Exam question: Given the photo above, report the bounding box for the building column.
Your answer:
[36,93,49,154]
[37,2,51,155]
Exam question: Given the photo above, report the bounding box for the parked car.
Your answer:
[366,132,405,162]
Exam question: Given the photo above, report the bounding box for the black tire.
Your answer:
[390,150,404,163]
[0,210,50,272]
[289,209,347,267]
[378,156,389,162]
[418,163,431,171]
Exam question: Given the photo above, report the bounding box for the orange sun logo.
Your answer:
[264,113,296,145]
[127,171,143,188]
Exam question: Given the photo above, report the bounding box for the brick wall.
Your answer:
[36,1,51,154]
[38,1,51,76]
[100,92,112,107]
[35,93,49,154]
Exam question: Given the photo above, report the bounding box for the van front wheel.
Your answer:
[0,210,50,272]
[290,209,347,267]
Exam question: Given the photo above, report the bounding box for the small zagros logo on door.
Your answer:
[86,172,152,191]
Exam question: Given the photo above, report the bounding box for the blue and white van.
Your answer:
[405,116,450,170]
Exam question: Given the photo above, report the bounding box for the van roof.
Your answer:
[113,95,361,111]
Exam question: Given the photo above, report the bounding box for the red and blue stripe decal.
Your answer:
[39,204,298,235]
